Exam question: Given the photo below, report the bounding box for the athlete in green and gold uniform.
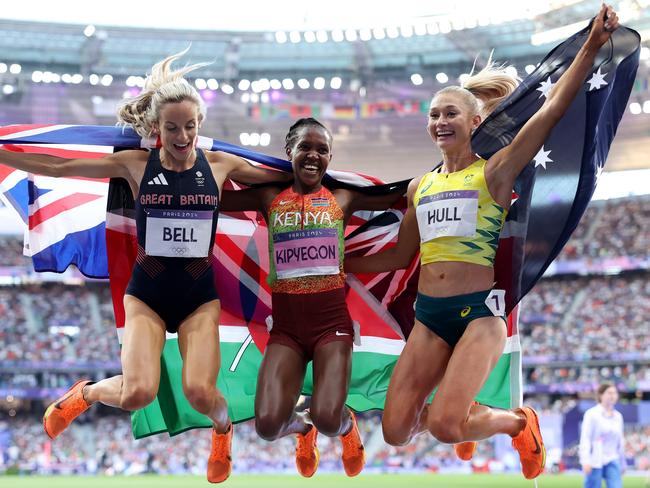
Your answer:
[413,158,506,268]
[346,5,620,480]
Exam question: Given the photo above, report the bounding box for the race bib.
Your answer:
[145,209,213,258]
[485,289,506,316]
[416,190,479,242]
[273,228,340,279]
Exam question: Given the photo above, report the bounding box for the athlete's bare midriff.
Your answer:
[418,261,495,297]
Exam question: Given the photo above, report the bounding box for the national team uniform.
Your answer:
[126,148,220,333]
[266,185,353,359]
[413,158,508,346]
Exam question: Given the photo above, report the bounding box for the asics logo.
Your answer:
[148,173,169,185]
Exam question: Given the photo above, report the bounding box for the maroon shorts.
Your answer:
[268,287,354,361]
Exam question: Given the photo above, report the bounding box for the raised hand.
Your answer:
[587,4,620,49]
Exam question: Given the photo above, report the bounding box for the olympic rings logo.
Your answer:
[170,247,189,255]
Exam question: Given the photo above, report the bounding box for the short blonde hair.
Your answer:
[117,48,209,138]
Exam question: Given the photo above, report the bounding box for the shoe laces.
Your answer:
[341,425,360,455]
[211,427,231,462]
[297,427,316,458]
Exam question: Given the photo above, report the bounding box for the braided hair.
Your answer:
[284,117,333,153]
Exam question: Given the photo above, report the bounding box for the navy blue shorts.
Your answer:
[125,251,219,333]
[415,289,506,347]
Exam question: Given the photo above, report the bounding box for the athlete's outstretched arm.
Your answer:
[345,178,421,274]
[488,4,619,188]
[215,151,293,185]
[0,146,135,179]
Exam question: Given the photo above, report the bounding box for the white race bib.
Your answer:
[416,190,479,242]
[273,228,340,279]
[145,209,214,258]
[485,289,506,317]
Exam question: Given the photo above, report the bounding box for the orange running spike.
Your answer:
[340,412,365,477]
[43,379,92,440]
[511,406,546,479]
[207,424,233,483]
[295,425,320,477]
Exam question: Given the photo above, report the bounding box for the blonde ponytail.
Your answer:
[117,47,210,138]
[462,56,519,118]
[434,55,519,119]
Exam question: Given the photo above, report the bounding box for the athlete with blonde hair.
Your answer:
[346,5,619,480]
[0,49,291,483]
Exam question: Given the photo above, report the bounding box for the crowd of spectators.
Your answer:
[526,364,650,393]
[0,237,30,267]
[563,195,650,259]
[0,283,119,363]
[519,275,650,361]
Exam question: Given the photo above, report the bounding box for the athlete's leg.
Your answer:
[427,316,524,443]
[310,340,352,437]
[310,339,365,476]
[254,343,309,440]
[382,321,452,446]
[176,299,230,433]
[83,295,166,410]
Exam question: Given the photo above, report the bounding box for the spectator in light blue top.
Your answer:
[579,383,625,488]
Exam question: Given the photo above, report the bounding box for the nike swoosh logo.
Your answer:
[531,429,542,454]
[335,331,350,336]
[279,200,291,205]
[54,390,76,410]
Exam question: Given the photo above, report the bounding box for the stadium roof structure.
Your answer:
[0,0,648,81]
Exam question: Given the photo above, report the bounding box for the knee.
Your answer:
[382,420,411,447]
[254,413,283,441]
[121,384,157,411]
[310,406,344,437]
[428,413,464,444]
[183,383,215,415]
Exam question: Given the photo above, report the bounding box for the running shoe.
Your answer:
[207,423,233,483]
[454,440,478,461]
[340,412,365,477]
[511,406,546,479]
[43,379,92,439]
[295,425,319,477]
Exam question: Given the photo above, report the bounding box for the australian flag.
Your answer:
[473,23,641,313]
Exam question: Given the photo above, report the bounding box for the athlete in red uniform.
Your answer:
[221,117,402,477]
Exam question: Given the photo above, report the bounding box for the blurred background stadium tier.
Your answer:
[0,0,649,479]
